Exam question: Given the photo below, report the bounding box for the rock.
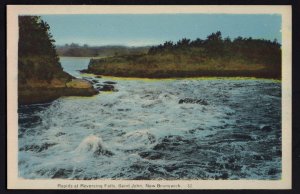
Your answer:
[103,81,117,84]
[178,98,208,105]
[64,79,99,96]
[66,79,93,89]
[19,77,98,105]
[97,84,117,92]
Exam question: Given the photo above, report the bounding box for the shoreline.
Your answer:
[59,56,106,59]
[96,75,282,82]
[80,69,281,81]
[18,87,99,105]
[18,79,99,105]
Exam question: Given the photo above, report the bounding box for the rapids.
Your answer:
[18,57,282,179]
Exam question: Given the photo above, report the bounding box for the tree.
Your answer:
[18,16,67,82]
[206,31,222,42]
[163,41,174,49]
[190,38,204,47]
[19,16,58,59]
[204,31,224,56]
[176,38,191,48]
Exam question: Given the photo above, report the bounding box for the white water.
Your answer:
[18,57,282,179]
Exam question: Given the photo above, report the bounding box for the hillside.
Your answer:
[18,16,98,105]
[56,44,150,57]
[83,32,281,79]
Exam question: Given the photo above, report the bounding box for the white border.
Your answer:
[7,5,292,190]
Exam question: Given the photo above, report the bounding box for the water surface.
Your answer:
[18,57,282,179]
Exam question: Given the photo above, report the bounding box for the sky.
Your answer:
[41,14,281,47]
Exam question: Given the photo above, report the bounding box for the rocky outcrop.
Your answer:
[17,16,99,105]
[66,79,94,89]
[18,78,98,105]
[96,84,117,92]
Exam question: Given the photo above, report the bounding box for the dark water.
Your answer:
[18,57,282,180]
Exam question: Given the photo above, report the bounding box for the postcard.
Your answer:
[7,5,292,189]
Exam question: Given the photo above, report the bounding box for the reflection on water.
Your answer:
[18,57,282,180]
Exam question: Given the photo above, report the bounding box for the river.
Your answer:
[18,57,282,180]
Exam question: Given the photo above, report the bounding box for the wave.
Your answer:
[75,135,113,156]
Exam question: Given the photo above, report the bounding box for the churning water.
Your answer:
[18,57,282,180]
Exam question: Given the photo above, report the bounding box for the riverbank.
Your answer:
[19,79,98,105]
[83,51,281,79]
[82,68,281,79]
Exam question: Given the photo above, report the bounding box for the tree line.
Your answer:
[56,44,150,57]
[148,31,281,67]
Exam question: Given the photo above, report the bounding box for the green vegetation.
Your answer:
[85,31,281,79]
[18,16,97,105]
[18,16,72,85]
[56,44,149,57]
